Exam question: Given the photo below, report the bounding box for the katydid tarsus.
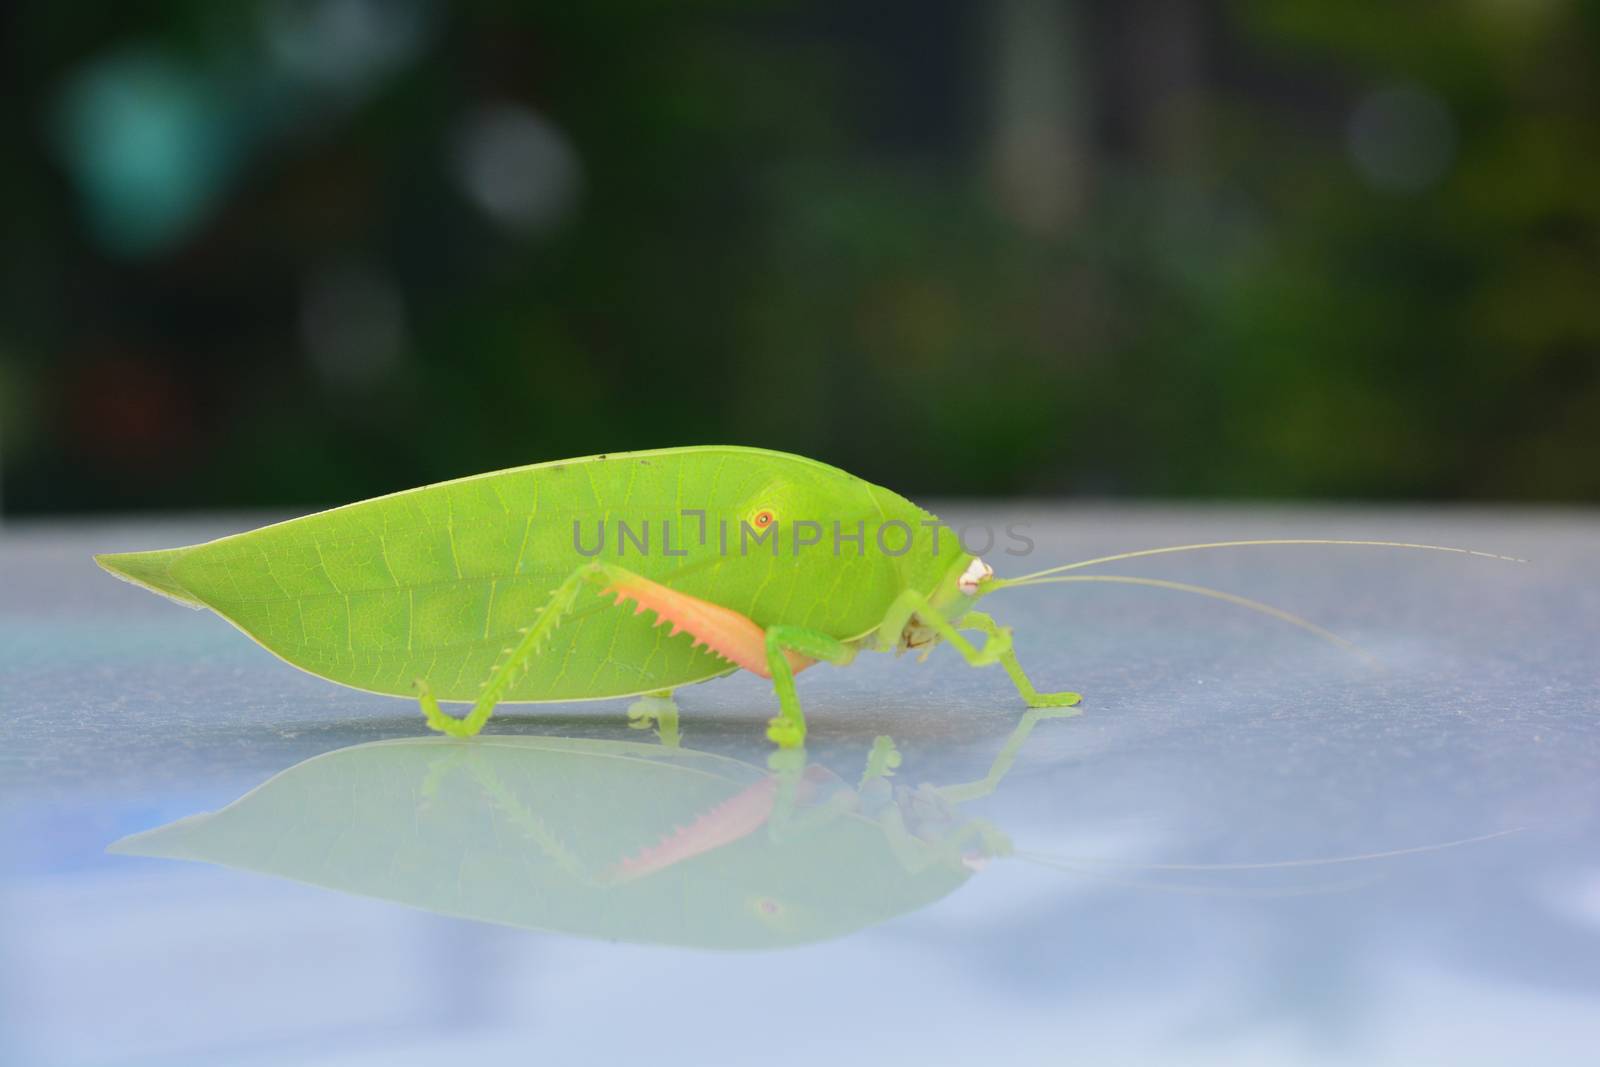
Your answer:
[94,446,1523,746]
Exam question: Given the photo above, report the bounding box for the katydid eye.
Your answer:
[754,510,774,528]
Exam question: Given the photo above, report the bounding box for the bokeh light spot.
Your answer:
[1346,84,1457,194]
[453,104,582,233]
[300,261,408,390]
[261,0,431,89]
[51,50,235,257]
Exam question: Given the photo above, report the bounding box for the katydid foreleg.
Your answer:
[958,610,1082,709]
[873,590,1080,709]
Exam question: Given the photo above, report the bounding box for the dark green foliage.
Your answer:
[1,0,1595,511]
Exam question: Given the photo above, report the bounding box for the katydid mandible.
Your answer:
[94,446,1517,746]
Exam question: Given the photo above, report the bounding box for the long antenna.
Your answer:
[988,573,1374,665]
[1013,827,1522,872]
[1000,539,1527,585]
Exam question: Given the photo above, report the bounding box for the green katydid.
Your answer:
[94,445,1522,746]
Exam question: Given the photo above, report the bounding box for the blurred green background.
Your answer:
[2,0,1597,516]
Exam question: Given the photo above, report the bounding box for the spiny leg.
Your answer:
[414,561,607,737]
[957,610,1081,709]
[421,559,831,742]
[418,561,703,738]
[764,625,857,748]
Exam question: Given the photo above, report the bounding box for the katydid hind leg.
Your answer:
[418,560,826,740]
[416,561,716,737]
[414,561,607,738]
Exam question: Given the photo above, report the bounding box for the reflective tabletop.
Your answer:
[3,506,1597,1066]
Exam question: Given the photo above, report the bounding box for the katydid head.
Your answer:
[918,552,990,624]
[926,554,1002,622]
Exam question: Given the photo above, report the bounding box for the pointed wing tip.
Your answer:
[105,829,164,858]
[106,812,217,859]
[94,549,204,609]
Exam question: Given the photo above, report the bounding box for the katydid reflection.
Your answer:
[109,707,1074,950]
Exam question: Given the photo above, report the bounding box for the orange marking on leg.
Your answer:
[599,576,812,679]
